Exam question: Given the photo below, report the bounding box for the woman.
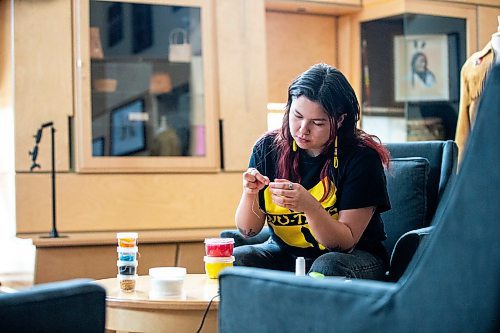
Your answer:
[234,63,391,279]
[411,52,436,87]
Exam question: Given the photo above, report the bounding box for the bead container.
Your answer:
[203,256,235,279]
[204,238,235,257]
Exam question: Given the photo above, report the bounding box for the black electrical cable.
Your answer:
[196,293,219,333]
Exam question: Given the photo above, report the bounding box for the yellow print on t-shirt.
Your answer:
[264,178,338,250]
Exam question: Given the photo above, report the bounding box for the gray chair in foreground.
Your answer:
[222,140,458,281]
[0,278,106,333]
[219,65,500,332]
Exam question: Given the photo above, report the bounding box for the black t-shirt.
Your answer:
[249,133,391,262]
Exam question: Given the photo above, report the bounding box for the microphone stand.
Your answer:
[29,122,67,238]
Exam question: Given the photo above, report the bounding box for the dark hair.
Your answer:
[411,52,430,86]
[274,63,390,201]
[411,52,428,72]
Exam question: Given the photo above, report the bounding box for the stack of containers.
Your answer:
[203,238,235,279]
[116,232,139,292]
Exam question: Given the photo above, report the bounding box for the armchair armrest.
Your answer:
[219,267,396,333]
[220,226,271,247]
[387,226,434,282]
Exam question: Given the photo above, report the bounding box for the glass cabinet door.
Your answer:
[360,14,466,144]
[74,0,218,172]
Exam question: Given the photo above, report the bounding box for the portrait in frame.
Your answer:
[394,34,449,102]
[110,98,147,156]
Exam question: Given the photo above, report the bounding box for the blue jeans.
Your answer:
[233,239,387,280]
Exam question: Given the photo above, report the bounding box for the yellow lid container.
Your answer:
[203,256,235,279]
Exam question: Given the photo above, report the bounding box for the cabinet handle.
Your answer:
[219,119,224,170]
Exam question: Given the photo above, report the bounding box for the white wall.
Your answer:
[0,102,35,275]
[362,115,407,143]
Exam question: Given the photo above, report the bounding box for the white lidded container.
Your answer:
[116,232,139,247]
[116,246,139,262]
[149,267,187,297]
[117,260,138,275]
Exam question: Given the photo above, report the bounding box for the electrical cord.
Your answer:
[196,292,219,333]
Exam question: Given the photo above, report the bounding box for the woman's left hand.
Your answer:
[269,179,320,212]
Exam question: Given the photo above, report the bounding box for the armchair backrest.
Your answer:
[0,279,106,333]
[381,141,457,255]
[386,140,458,223]
[393,64,500,332]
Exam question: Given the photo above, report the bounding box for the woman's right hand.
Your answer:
[243,168,270,195]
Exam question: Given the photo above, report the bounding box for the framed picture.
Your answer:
[92,137,105,156]
[110,98,147,156]
[394,34,449,102]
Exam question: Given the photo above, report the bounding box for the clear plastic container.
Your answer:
[149,267,187,297]
[204,238,235,257]
[203,256,235,279]
[116,232,138,247]
[117,274,137,292]
[117,260,138,275]
[117,246,138,261]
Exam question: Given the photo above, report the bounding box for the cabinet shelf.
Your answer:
[92,56,170,63]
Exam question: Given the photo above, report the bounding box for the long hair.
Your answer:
[411,52,428,86]
[274,63,390,201]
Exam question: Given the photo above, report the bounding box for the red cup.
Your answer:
[204,238,235,257]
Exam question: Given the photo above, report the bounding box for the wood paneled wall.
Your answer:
[216,0,268,172]
[13,0,267,235]
[14,0,73,172]
[10,0,499,236]
[266,11,337,103]
[477,8,500,49]
[16,172,242,233]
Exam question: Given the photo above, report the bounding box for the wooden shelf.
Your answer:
[19,228,226,247]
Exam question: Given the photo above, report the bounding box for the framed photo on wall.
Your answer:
[110,98,147,156]
[394,34,449,102]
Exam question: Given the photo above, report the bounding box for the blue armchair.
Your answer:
[0,279,106,333]
[221,140,457,281]
[219,65,500,332]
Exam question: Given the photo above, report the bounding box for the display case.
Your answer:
[360,14,467,143]
[74,0,218,172]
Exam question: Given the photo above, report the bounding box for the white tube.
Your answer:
[295,257,305,276]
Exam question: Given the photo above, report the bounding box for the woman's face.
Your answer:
[289,95,331,157]
[414,54,427,73]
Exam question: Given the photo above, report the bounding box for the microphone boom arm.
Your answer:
[28,122,63,238]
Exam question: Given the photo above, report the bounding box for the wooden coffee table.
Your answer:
[96,274,219,333]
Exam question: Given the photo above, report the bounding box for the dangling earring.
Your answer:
[333,136,339,168]
[292,140,297,152]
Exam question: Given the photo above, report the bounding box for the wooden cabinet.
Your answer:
[29,229,222,284]
[13,0,73,173]
[13,0,268,235]
[73,0,220,173]
[215,0,268,171]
